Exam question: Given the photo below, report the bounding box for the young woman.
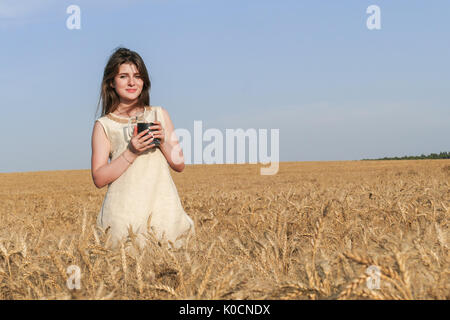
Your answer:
[91,47,194,250]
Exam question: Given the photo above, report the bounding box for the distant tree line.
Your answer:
[362,151,450,160]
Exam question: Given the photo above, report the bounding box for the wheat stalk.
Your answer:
[120,243,128,293]
[135,252,144,296]
[392,248,413,299]
[50,251,68,283]
[150,284,178,298]
[338,274,369,299]
[167,250,186,297]
[211,260,239,299]
[25,278,44,298]
[196,262,213,299]
[80,207,87,239]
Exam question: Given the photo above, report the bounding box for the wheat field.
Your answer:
[0,160,448,300]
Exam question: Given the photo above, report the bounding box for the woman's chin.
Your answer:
[120,94,140,101]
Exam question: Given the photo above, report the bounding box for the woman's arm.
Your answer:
[159,108,186,172]
[91,121,138,188]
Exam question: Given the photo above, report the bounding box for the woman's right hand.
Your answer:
[128,125,156,155]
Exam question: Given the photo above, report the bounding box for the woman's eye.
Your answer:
[118,75,140,79]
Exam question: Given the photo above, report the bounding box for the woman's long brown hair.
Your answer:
[96,47,151,118]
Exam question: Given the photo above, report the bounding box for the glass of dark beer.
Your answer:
[137,108,160,146]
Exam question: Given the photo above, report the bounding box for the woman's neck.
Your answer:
[115,101,143,116]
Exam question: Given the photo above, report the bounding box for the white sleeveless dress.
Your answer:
[95,106,194,250]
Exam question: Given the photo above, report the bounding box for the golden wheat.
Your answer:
[0,160,449,299]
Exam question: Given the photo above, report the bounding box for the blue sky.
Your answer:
[0,0,449,173]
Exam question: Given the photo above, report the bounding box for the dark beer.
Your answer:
[137,122,160,146]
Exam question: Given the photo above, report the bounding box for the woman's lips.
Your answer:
[126,89,137,93]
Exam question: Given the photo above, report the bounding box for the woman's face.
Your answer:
[111,63,144,103]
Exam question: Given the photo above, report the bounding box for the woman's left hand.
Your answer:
[150,121,165,145]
